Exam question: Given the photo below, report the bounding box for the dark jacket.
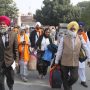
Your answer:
[30,30,38,48]
[0,31,19,67]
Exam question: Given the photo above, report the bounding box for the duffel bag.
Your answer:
[49,65,62,88]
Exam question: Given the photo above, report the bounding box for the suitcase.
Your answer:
[49,66,62,88]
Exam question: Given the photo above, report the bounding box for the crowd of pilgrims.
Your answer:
[12,22,57,81]
[11,21,90,89]
[0,15,90,90]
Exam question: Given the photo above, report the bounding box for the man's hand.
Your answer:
[24,61,28,65]
[23,41,26,45]
[54,64,58,66]
[15,62,19,67]
[87,62,90,67]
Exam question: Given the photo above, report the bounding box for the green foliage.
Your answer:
[77,1,90,8]
[34,0,80,26]
[77,1,90,27]
[0,0,18,19]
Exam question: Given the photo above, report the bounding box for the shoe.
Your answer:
[70,86,72,90]
[21,77,28,82]
[81,81,88,88]
[9,87,13,90]
[38,75,42,79]
[42,75,46,79]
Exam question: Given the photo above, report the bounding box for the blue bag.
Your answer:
[42,48,52,62]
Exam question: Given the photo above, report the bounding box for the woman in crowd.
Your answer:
[36,28,52,79]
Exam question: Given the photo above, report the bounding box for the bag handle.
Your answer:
[50,65,60,71]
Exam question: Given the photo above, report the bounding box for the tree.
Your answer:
[77,1,90,27]
[34,0,81,26]
[77,1,90,8]
[0,0,18,19]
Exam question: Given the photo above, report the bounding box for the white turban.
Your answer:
[35,22,41,27]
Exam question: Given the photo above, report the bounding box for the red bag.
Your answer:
[49,66,62,88]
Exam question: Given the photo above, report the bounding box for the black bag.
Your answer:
[47,43,58,53]
[37,50,44,70]
[79,48,87,63]
[50,66,62,88]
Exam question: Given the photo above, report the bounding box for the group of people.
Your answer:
[0,15,90,90]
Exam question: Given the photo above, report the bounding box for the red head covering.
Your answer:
[0,16,11,26]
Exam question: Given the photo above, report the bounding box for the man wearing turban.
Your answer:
[78,22,90,88]
[55,21,90,90]
[0,16,19,90]
[30,22,43,49]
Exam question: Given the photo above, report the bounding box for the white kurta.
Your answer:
[78,32,90,82]
[79,33,90,68]
[79,62,85,68]
[41,37,50,51]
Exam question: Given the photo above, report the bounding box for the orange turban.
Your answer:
[0,16,11,26]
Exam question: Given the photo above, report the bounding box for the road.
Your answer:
[5,66,90,90]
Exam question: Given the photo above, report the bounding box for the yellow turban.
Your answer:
[67,21,79,32]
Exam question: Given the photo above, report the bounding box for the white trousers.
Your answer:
[19,60,28,77]
[78,68,86,82]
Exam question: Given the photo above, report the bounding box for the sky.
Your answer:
[14,0,90,14]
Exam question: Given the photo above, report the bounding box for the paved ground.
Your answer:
[5,65,90,90]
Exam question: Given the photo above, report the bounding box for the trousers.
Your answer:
[61,65,78,90]
[78,68,86,82]
[0,63,14,90]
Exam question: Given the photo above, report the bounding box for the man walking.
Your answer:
[78,22,90,87]
[55,21,90,90]
[0,16,19,90]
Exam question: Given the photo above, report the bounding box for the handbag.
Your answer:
[47,43,58,53]
[42,48,52,62]
[36,50,44,70]
[49,65,62,88]
[79,48,87,63]
[27,52,37,71]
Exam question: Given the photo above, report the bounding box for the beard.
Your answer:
[0,28,8,34]
[68,30,77,38]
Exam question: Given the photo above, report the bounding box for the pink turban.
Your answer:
[0,16,11,26]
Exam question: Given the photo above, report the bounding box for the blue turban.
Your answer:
[78,22,85,27]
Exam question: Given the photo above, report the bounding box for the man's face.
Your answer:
[20,30,25,35]
[70,25,76,32]
[78,26,84,35]
[36,25,40,30]
[0,22,8,29]
[79,26,84,31]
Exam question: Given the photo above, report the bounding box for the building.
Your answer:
[14,12,36,27]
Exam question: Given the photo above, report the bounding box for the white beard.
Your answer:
[67,30,77,38]
[0,28,8,34]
